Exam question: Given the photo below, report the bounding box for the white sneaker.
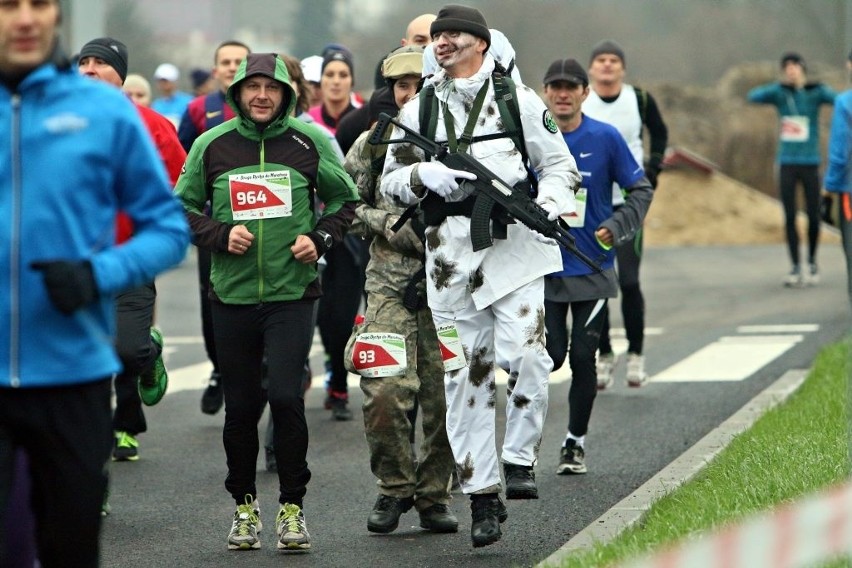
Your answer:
[783,266,804,288]
[596,352,615,390]
[626,353,648,387]
[805,263,819,286]
[228,497,262,550]
[277,503,311,551]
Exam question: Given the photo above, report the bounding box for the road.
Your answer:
[100,243,849,567]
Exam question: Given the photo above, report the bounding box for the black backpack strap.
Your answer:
[635,86,648,123]
[492,71,537,194]
[418,84,440,162]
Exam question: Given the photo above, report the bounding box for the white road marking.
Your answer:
[652,335,804,382]
[737,324,819,334]
[608,327,664,337]
[160,329,655,393]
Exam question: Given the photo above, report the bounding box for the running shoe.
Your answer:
[138,327,168,406]
[276,503,311,551]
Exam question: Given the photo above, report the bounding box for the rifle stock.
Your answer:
[371,112,602,273]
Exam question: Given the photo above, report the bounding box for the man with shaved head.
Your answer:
[403,13,436,46]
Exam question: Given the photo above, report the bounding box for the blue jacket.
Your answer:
[0,57,190,388]
[747,81,836,165]
[824,89,852,194]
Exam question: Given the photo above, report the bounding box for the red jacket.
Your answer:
[116,105,186,243]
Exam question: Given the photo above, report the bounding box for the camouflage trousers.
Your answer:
[358,293,455,510]
[431,278,551,495]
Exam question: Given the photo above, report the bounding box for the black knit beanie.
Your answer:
[780,52,806,72]
[589,39,625,67]
[430,4,491,51]
[78,37,128,82]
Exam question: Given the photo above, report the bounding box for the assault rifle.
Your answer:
[369,112,602,273]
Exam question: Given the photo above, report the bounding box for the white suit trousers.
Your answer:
[432,278,552,494]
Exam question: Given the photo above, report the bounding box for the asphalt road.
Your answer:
[99,243,849,567]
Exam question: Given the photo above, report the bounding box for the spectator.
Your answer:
[748,52,836,287]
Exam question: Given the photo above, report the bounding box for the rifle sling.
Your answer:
[442,81,489,153]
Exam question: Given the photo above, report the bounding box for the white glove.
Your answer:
[529,228,557,246]
[417,162,477,198]
[536,198,560,221]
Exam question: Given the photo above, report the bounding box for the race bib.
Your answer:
[349,332,407,377]
[561,187,587,228]
[228,171,293,221]
[780,116,809,142]
[436,324,466,372]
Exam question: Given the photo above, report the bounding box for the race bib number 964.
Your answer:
[228,171,293,221]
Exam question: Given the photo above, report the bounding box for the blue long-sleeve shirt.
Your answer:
[747,81,836,165]
[824,89,852,194]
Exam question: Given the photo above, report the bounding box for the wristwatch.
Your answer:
[315,230,333,251]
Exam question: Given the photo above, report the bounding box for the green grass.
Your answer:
[559,337,851,568]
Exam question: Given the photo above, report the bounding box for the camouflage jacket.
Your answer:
[344,130,426,300]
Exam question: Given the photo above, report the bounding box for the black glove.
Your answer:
[820,194,835,226]
[645,165,660,189]
[30,260,98,315]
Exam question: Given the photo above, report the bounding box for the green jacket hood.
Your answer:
[226,53,297,131]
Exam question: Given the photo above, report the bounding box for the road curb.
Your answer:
[537,369,809,567]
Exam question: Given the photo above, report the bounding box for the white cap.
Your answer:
[154,63,180,82]
[300,55,323,83]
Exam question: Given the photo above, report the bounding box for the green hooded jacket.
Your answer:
[175,53,358,304]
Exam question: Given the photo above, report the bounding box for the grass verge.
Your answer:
[559,337,851,567]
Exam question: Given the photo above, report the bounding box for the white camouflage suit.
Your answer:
[380,54,581,494]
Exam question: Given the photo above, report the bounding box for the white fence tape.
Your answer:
[619,480,852,568]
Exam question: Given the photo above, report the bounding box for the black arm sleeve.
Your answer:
[641,91,668,170]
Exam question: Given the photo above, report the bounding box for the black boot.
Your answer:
[504,462,538,499]
[418,503,459,533]
[470,494,502,547]
[367,495,414,533]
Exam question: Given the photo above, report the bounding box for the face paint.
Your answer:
[433,32,481,73]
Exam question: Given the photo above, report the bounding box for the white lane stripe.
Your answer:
[737,324,819,334]
[164,361,214,394]
[609,327,663,337]
[162,335,637,395]
[653,335,803,382]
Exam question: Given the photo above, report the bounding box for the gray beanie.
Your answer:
[589,39,625,66]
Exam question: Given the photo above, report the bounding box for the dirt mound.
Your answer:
[644,162,840,247]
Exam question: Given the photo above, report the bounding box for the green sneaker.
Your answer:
[276,503,311,551]
[228,496,262,550]
[112,431,139,462]
[138,327,168,406]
